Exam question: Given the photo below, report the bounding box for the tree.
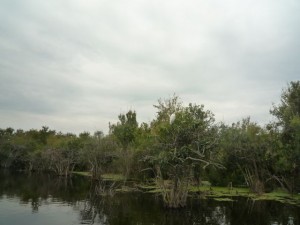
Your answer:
[42,134,81,176]
[109,110,138,151]
[152,94,182,124]
[80,131,117,179]
[219,118,276,194]
[109,110,138,178]
[0,128,36,170]
[146,96,222,208]
[271,81,300,128]
[270,81,300,192]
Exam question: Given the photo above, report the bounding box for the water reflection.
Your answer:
[0,170,89,212]
[0,170,299,225]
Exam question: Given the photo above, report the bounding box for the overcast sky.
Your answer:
[0,0,299,134]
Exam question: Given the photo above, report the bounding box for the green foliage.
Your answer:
[271,81,300,128]
[109,110,138,151]
[143,96,222,208]
[152,94,182,124]
[218,118,277,193]
[80,132,117,179]
[270,81,300,192]
[1,81,300,204]
[150,103,219,173]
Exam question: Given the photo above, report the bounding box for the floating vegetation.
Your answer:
[101,173,125,181]
[72,171,91,177]
[73,172,300,206]
[190,186,300,206]
[213,197,235,202]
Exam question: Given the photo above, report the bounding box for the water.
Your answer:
[0,171,299,225]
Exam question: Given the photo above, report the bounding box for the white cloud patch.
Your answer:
[0,0,299,134]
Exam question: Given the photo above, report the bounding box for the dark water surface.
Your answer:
[0,171,299,225]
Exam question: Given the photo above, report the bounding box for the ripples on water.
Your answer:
[0,171,299,225]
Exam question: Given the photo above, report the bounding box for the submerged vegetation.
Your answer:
[1,81,300,208]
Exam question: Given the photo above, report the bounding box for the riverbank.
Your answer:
[189,186,300,205]
[72,171,125,181]
[73,171,300,206]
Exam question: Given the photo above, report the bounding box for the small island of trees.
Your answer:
[0,81,299,208]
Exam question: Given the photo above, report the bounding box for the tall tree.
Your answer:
[109,110,138,151]
[109,110,138,178]
[270,81,300,192]
[80,131,117,179]
[219,118,275,194]
[146,96,222,208]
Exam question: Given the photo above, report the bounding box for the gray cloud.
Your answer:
[0,0,299,134]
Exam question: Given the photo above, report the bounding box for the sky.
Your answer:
[0,0,299,135]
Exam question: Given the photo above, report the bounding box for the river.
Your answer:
[0,171,299,225]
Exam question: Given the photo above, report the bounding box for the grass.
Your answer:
[72,171,125,181]
[71,173,300,205]
[143,183,300,205]
[72,171,91,177]
[189,185,300,205]
[101,173,125,181]
[213,197,235,202]
[72,171,126,181]
[251,189,300,205]
[189,186,251,196]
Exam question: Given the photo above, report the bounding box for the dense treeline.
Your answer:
[1,81,299,207]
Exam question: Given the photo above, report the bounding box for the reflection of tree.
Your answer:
[77,180,120,224]
[0,170,89,212]
[287,216,294,225]
[82,187,103,224]
[208,206,229,225]
[0,171,299,225]
[92,180,118,197]
[223,197,299,225]
[79,192,106,224]
[31,200,40,213]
